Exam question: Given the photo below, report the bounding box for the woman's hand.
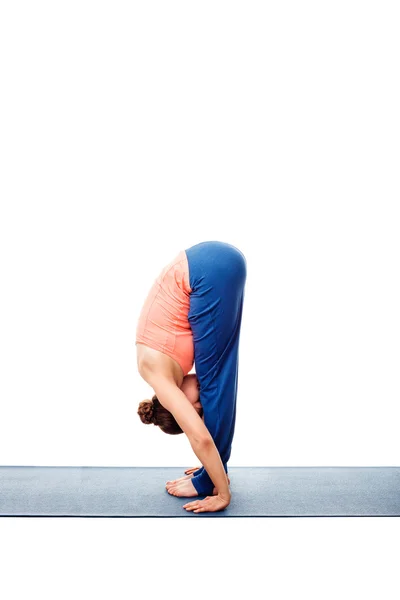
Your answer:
[183,493,231,513]
[184,465,202,475]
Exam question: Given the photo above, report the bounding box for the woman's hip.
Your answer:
[185,241,247,293]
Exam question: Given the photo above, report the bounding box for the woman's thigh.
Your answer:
[185,241,247,383]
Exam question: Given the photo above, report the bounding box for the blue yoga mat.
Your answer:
[1,466,399,517]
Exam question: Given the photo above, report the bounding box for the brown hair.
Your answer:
[137,394,183,435]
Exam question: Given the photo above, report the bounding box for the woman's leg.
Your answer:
[185,241,247,496]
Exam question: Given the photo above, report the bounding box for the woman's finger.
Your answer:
[184,466,201,475]
[183,502,200,510]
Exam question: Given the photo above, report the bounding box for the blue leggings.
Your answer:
[184,241,247,496]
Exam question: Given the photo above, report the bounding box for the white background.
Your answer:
[0,1,399,598]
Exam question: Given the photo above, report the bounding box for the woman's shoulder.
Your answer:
[136,343,183,386]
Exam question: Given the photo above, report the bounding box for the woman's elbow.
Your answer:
[190,432,213,450]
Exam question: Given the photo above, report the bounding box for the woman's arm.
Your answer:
[145,372,230,500]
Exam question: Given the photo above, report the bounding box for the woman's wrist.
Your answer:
[218,489,231,502]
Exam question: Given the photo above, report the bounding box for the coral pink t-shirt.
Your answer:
[135,250,194,376]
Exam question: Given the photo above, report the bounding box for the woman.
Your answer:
[136,240,247,513]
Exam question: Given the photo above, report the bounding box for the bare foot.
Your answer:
[166,474,193,488]
[166,478,198,497]
[166,473,230,490]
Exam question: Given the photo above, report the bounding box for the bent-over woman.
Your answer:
[136,240,247,513]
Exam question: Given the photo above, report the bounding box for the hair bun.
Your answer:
[137,399,156,425]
